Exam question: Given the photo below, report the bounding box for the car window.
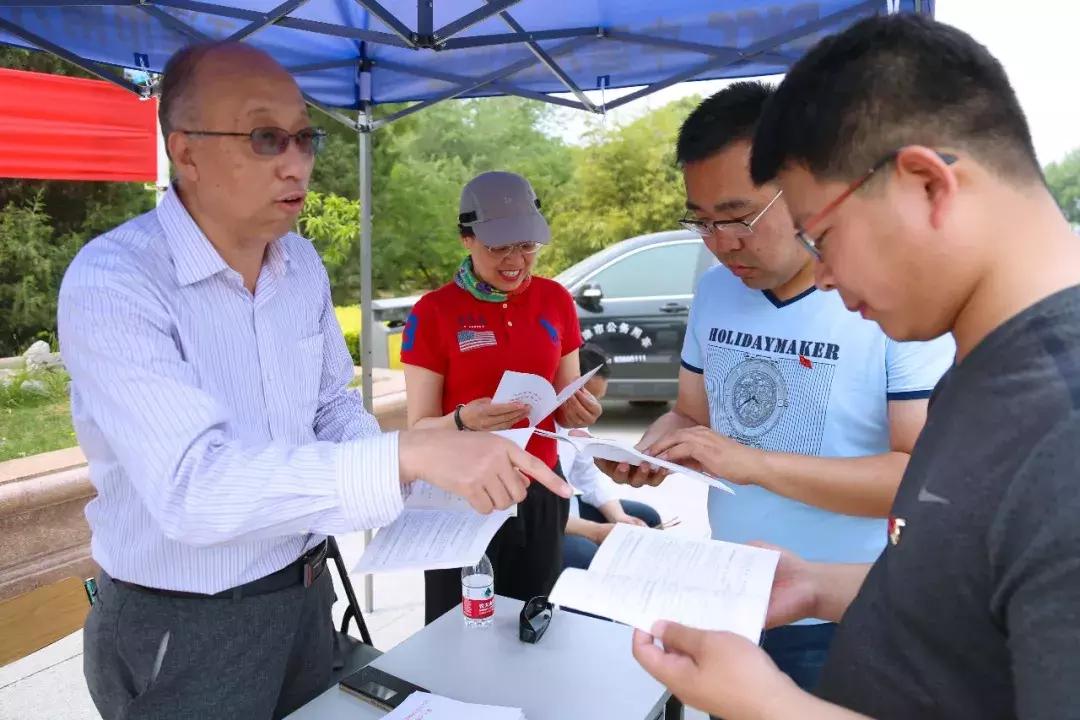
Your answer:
[588,242,700,299]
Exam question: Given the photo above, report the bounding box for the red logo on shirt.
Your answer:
[799,354,814,369]
[888,516,906,545]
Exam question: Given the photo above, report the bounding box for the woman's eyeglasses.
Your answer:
[177,127,327,157]
[483,242,544,259]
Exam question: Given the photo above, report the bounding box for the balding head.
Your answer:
[159,41,316,249]
[158,42,300,155]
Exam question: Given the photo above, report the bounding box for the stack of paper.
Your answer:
[549,524,780,642]
[383,692,525,720]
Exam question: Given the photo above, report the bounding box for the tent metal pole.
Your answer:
[438,26,597,50]
[155,104,170,204]
[357,63,376,615]
[365,57,591,111]
[604,0,881,111]
[432,0,520,46]
[371,33,596,128]
[224,0,311,42]
[488,4,598,112]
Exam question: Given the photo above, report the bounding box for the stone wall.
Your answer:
[0,368,407,601]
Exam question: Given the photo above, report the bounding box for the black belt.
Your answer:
[112,540,329,600]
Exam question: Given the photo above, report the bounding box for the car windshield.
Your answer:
[554,231,697,288]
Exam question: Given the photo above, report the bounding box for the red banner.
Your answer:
[0,67,157,182]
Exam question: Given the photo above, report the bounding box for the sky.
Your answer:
[548,0,1078,167]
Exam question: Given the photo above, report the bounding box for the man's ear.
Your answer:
[167,131,199,184]
[894,146,959,231]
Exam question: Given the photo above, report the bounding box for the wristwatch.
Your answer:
[454,404,471,431]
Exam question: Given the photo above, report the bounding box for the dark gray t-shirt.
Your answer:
[818,286,1080,720]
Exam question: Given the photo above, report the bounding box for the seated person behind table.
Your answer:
[560,344,661,571]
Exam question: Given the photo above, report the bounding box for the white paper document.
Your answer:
[382,691,525,720]
[353,505,510,574]
[492,366,600,427]
[534,429,734,494]
[549,524,780,642]
[353,429,532,574]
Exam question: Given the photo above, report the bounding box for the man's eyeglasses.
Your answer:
[519,595,552,644]
[484,242,544,259]
[794,150,958,260]
[177,127,327,157]
[679,189,784,240]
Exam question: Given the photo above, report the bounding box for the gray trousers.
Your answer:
[84,570,336,720]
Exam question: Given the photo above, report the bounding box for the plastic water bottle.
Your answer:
[461,554,495,628]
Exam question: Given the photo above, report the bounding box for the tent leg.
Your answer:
[358,107,376,615]
[155,104,169,205]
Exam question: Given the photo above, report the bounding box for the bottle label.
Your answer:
[462,578,494,620]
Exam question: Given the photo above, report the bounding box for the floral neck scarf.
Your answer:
[454,256,531,302]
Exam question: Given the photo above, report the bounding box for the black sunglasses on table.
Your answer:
[519,595,553,644]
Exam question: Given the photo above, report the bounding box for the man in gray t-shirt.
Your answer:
[816,288,1080,718]
[630,15,1080,720]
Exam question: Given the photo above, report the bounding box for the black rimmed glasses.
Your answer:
[794,150,958,260]
[519,595,552,644]
[679,189,784,240]
[177,126,327,156]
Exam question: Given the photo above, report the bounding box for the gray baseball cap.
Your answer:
[458,171,551,248]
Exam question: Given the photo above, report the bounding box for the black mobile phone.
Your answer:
[339,665,428,710]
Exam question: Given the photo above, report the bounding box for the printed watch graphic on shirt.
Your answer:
[705,328,839,455]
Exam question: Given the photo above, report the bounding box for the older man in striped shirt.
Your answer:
[59,41,567,720]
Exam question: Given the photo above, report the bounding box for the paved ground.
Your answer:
[1,402,710,719]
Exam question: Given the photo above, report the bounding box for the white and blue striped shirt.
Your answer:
[57,185,404,594]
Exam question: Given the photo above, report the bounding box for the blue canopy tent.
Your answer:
[0,0,930,608]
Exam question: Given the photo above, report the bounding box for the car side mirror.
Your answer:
[576,283,603,310]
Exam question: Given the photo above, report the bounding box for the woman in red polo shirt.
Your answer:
[401,170,602,624]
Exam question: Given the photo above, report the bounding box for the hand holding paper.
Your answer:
[550,525,780,642]
[457,397,532,432]
[536,429,734,494]
[356,429,541,574]
[632,623,789,720]
[646,426,758,488]
[492,366,600,427]
[398,427,569,515]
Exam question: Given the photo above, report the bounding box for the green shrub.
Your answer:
[343,329,362,365]
[0,367,70,409]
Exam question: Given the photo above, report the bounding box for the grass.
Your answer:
[0,308,390,463]
[0,368,77,463]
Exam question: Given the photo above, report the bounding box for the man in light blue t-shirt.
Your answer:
[605,82,954,693]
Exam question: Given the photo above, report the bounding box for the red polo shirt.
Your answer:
[400,277,583,469]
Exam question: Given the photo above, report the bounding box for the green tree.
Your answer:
[2,44,704,323]
[539,97,699,275]
[0,48,157,355]
[0,194,71,355]
[297,191,360,303]
[309,108,360,200]
[307,97,574,300]
[1046,148,1080,225]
